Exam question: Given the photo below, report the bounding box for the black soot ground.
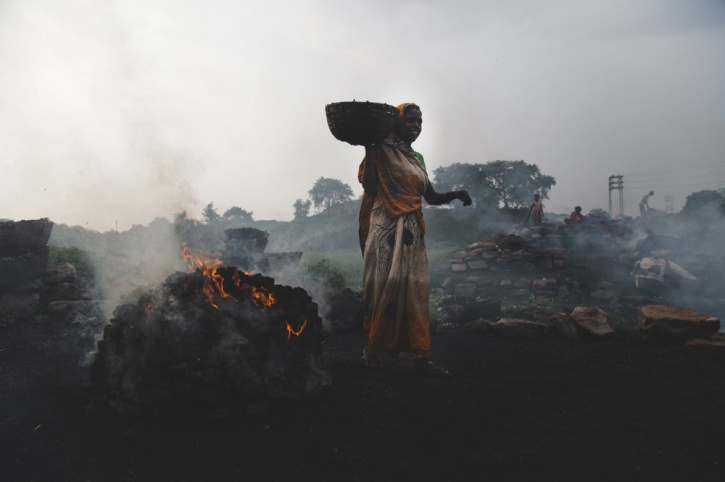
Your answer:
[2,318,725,482]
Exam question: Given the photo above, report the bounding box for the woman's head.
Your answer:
[534,193,540,201]
[395,103,422,144]
[575,206,582,213]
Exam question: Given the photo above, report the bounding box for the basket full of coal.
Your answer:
[91,259,329,418]
[325,100,398,146]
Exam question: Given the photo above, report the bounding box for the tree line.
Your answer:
[293,160,556,219]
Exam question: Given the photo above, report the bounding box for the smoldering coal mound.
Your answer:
[91,267,328,417]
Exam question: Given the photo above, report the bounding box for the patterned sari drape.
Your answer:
[358,136,430,357]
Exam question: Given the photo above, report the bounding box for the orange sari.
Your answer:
[358,127,430,358]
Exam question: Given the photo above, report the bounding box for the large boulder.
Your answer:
[0,218,53,257]
[637,305,720,340]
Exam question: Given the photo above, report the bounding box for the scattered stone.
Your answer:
[637,305,720,340]
[570,306,615,338]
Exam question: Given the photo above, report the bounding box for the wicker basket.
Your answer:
[325,101,398,146]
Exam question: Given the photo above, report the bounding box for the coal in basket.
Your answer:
[325,101,398,146]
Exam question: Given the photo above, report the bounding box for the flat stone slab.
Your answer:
[638,305,720,339]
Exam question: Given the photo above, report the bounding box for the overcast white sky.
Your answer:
[1,0,723,231]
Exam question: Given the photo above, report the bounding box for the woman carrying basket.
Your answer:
[358,103,471,377]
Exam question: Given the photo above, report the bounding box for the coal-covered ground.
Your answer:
[2,318,725,482]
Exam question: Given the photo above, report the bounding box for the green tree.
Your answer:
[173,210,198,232]
[202,202,221,224]
[431,162,498,209]
[483,160,556,209]
[680,190,725,217]
[293,198,312,219]
[308,177,354,213]
[433,160,555,209]
[223,206,254,222]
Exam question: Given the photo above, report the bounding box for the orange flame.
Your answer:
[181,243,276,309]
[181,243,236,308]
[286,320,308,339]
[231,270,276,307]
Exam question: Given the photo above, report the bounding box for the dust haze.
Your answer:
[1,0,723,231]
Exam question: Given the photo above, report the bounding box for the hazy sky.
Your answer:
[1,0,724,231]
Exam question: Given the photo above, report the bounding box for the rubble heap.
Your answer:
[0,219,99,325]
[436,219,724,343]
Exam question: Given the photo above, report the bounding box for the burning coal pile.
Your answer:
[91,245,327,417]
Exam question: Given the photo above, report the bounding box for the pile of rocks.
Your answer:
[437,223,638,302]
[435,220,723,346]
[0,219,99,326]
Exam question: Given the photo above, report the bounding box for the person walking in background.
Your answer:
[358,102,471,378]
[527,193,544,226]
[639,191,654,218]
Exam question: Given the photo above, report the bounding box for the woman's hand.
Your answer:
[457,190,472,206]
[424,186,472,206]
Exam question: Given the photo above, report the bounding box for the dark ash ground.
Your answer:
[2,318,725,482]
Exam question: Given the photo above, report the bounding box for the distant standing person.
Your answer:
[639,191,654,218]
[527,193,544,226]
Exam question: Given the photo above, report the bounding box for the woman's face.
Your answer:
[402,107,422,144]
